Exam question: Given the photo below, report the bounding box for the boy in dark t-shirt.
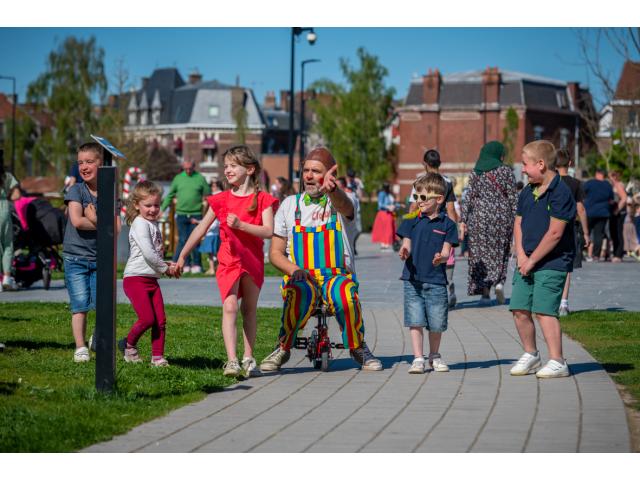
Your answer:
[509,141,576,379]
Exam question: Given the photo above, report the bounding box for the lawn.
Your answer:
[0,302,282,452]
[561,310,640,410]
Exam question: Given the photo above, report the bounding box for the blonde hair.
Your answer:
[125,180,163,225]
[414,173,446,197]
[523,140,557,169]
[222,144,262,212]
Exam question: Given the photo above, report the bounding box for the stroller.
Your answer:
[10,196,64,290]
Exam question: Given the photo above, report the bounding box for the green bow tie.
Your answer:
[303,193,327,207]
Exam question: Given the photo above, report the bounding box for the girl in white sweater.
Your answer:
[121,181,177,366]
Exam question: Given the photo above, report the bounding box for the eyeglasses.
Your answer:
[412,193,441,202]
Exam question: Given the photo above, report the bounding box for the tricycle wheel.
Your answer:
[42,267,51,290]
[321,350,329,372]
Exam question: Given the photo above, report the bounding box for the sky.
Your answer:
[0,27,629,110]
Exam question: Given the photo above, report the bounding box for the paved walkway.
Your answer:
[73,235,632,452]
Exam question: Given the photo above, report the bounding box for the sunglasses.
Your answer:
[412,193,441,202]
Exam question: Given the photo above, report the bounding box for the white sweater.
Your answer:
[123,216,168,278]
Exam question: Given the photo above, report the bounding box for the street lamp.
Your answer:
[288,27,317,183]
[0,75,16,174]
[300,59,321,168]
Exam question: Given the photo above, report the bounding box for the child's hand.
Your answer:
[433,252,443,266]
[174,258,185,278]
[84,204,97,225]
[518,257,535,277]
[399,244,410,260]
[227,213,242,229]
[190,217,200,225]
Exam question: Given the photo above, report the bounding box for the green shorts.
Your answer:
[509,269,567,317]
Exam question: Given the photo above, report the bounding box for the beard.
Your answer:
[304,183,323,197]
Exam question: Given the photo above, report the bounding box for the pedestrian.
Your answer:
[460,141,518,305]
[347,168,365,201]
[584,168,614,262]
[161,159,211,274]
[176,145,278,378]
[510,140,576,378]
[0,158,19,292]
[623,193,640,260]
[608,170,628,262]
[371,182,396,250]
[397,173,458,374]
[199,180,224,275]
[119,181,178,366]
[556,150,590,316]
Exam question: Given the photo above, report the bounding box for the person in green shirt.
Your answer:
[161,160,211,273]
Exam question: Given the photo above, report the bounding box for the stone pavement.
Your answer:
[75,235,632,452]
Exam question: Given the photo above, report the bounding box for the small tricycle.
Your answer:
[294,300,344,372]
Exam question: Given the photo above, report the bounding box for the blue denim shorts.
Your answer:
[64,255,97,314]
[403,280,448,332]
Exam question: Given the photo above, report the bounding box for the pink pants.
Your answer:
[123,276,167,357]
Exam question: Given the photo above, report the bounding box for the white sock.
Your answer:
[560,299,569,307]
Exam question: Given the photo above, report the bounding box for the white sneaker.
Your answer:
[428,354,449,372]
[2,276,17,291]
[73,346,90,363]
[495,283,505,305]
[559,305,570,317]
[536,359,570,378]
[183,266,191,273]
[408,357,426,374]
[190,265,202,274]
[510,351,541,376]
[242,357,261,377]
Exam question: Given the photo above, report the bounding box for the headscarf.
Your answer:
[473,141,505,175]
[304,146,336,171]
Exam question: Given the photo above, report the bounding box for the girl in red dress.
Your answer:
[176,146,279,378]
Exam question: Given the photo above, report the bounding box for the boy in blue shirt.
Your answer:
[397,174,458,374]
[510,140,576,378]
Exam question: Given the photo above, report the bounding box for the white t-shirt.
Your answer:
[273,194,357,273]
[124,216,167,278]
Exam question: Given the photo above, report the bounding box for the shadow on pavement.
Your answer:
[452,299,510,309]
[170,356,225,370]
[449,359,515,370]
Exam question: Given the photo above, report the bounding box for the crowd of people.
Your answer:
[3,135,639,381]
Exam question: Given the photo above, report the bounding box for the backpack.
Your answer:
[26,198,66,246]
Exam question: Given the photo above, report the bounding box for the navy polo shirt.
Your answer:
[397,211,458,285]
[517,174,576,272]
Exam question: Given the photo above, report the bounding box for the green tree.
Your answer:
[501,107,519,166]
[310,47,396,193]
[26,36,107,176]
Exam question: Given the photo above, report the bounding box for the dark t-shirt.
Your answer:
[63,183,98,260]
[517,174,576,272]
[583,179,613,218]
[396,211,459,285]
[560,175,584,223]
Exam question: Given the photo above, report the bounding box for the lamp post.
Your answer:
[288,27,317,183]
[0,75,16,174]
[300,59,320,167]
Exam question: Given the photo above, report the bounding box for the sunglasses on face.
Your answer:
[413,193,441,202]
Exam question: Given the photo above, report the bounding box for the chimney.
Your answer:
[231,87,247,119]
[422,68,441,104]
[567,82,580,110]
[264,91,276,109]
[280,89,290,111]
[141,77,149,89]
[482,66,501,105]
[188,70,202,85]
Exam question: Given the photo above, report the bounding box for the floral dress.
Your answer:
[461,165,518,295]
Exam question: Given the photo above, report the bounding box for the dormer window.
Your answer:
[208,105,220,118]
[559,128,570,148]
[534,126,544,141]
[556,91,567,109]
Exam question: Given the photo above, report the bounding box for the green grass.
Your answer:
[0,302,282,452]
[561,310,640,410]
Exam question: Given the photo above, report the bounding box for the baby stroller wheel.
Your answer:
[42,267,51,290]
[321,349,330,372]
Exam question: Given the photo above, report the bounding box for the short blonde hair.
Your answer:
[523,140,557,169]
[414,173,446,197]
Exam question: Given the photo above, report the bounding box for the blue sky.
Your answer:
[0,27,627,109]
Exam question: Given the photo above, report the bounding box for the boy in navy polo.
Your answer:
[510,140,576,378]
[397,174,458,374]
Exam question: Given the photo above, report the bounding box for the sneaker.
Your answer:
[183,266,191,273]
[150,356,169,367]
[223,359,242,377]
[585,256,594,262]
[536,359,570,378]
[559,305,570,317]
[242,357,261,377]
[630,251,640,262]
[428,353,449,372]
[350,343,383,371]
[495,283,505,305]
[190,265,202,274]
[259,347,291,372]
[510,351,541,376]
[2,276,17,291]
[118,337,142,363]
[408,357,426,374]
[73,346,90,363]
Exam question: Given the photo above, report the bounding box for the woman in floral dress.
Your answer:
[460,141,518,304]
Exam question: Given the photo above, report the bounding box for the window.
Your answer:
[559,128,570,148]
[208,105,220,118]
[534,126,544,141]
[202,149,218,167]
[556,91,567,108]
[128,112,137,125]
[628,110,638,129]
[152,109,160,125]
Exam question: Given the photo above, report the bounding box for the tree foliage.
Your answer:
[501,107,519,166]
[309,47,395,194]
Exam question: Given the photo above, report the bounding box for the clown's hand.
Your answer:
[319,165,338,194]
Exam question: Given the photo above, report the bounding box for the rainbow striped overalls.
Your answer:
[278,194,364,351]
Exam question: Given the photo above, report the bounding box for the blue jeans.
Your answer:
[64,255,97,314]
[403,280,448,332]
[172,214,202,267]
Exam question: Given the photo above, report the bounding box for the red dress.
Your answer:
[207,190,279,300]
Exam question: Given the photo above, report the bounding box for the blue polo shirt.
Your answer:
[583,178,613,218]
[517,174,576,273]
[397,211,458,285]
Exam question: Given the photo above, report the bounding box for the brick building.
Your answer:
[395,67,596,197]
